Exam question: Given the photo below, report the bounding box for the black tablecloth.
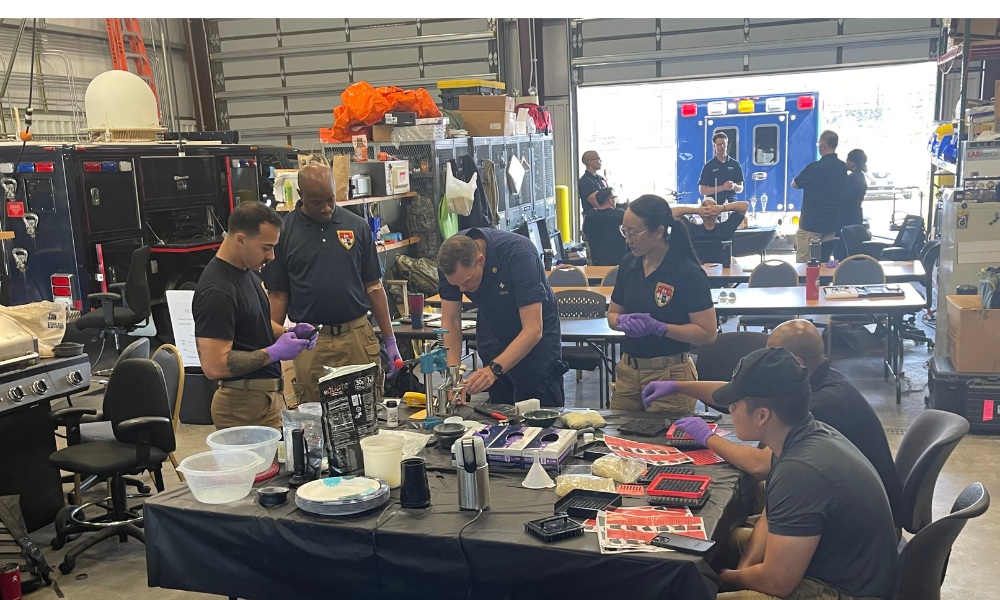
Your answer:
[145,411,754,600]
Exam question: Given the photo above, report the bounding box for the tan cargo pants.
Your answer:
[211,387,285,430]
[718,577,882,600]
[610,353,697,415]
[795,229,837,263]
[292,316,384,406]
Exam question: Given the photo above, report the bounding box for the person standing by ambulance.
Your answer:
[791,130,847,263]
[262,164,401,405]
[608,195,718,415]
[699,132,744,204]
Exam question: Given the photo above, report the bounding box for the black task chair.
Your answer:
[731,227,776,262]
[840,224,872,257]
[692,239,732,266]
[75,246,152,362]
[691,332,769,382]
[555,290,612,407]
[738,261,799,332]
[894,409,970,535]
[892,482,989,600]
[48,358,174,575]
[862,215,925,260]
[54,337,152,504]
[901,240,941,349]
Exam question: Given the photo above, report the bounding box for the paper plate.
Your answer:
[296,476,381,503]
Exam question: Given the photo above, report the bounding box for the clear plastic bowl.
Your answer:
[177,450,263,504]
[206,426,281,474]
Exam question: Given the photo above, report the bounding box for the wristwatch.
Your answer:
[487,361,504,377]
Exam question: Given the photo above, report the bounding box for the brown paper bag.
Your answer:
[332,154,350,202]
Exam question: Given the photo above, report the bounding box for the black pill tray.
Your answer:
[553,489,623,520]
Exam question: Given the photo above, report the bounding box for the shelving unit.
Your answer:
[338,191,417,208]
[377,236,420,254]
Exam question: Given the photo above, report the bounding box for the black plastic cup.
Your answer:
[399,457,431,509]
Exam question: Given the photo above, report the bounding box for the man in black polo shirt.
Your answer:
[578,150,608,216]
[438,229,566,407]
[710,348,897,600]
[673,198,749,241]
[262,164,400,406]
[193,202,316,429]
[650,319,903,527]
[582,188,628,266]
[699,132,744,203]
[792,130,848,262]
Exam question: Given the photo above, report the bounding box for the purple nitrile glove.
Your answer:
[385,336,402,378]
[264,331,311,363]
[627,313,667,338]
[673,416,715,446]
[642,380,679,408]
[288,323,318,350]
[616,313,636,334]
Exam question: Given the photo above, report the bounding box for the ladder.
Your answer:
[104,18,161,117]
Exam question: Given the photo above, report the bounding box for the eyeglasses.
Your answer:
[619,226,648,241]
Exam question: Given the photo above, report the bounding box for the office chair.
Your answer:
[731,226,776,262]
[900,240,940,350]
[555,290,612,407]
[894,409,970,535]
[49,359,174,575]
[151,344,186,481]
[74,246,152,363]
[738,261,799,332]
[826,255,886,355]
[692,332,769,382]
[892,482,989,600]
[547,265,588,287]
[840,224,872,257]
[863,215,925,260]
[601,267,619,287]
[692,239,732,266]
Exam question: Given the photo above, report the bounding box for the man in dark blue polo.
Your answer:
[699,132,744,204]
[578,150,608,217]
[437,229,566,407]
[262,164,400,406]
[792,130,848,263]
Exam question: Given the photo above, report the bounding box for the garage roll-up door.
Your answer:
[571,19,942,86]
[208,18,500,147]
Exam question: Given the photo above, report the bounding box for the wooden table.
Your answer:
[702,260,927,286]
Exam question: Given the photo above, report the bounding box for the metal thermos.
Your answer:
[456,437,490,511]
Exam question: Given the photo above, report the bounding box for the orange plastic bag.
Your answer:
[326,82,442,143]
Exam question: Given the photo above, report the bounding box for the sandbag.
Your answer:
[0,302,67,357]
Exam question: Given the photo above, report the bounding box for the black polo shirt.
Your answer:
[794,153,848,233]
[688,211,745,241]
[582,208,628,266]
[438,228,562,380]
[261,204,382,325]
[610,247,713,358]
[840,169,867,229]
[193,257,281,381]
[808,360,903,527]
[698,156,744,203]
[578,171,607,216]
[766,415,898,599]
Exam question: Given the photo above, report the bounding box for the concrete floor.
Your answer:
[24,297,999,599]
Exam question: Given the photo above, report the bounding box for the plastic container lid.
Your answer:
[359,435,403,454]
[206,426,281,475]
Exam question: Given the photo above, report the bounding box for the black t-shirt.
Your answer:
[583,208,629,266]
[610,247,713,358]
[578,171,607,216]
[808,361,903,527]
[438,228,562,380]
[193,257,280,381]
[698,156,744,203]
[261,204,382,325]
[794,153,848,233]
[766,415,898,599]
[687,211,745,241]
[840,170,867,229]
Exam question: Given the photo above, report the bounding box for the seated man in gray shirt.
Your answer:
[690,348,897,599]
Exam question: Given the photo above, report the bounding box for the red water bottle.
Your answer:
[0,563,21,600]
[806,259,820,300]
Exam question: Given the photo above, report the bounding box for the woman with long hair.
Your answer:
[607,195,718,414]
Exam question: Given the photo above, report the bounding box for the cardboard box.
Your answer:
[950,19,999,39]
[458,94,515,112]
[456,110,515,137]
[947,295,1000,373]
[281,360,298,407]
[522,428,577,470]
[372,124,394,142]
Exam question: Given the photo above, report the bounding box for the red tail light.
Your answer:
[52,287,72,297]
[51,275,71,286]
[797,95,815,110]
[681,103,697,117]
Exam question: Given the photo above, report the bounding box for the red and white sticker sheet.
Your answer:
[593,507,707,554]
[603,435,693,466]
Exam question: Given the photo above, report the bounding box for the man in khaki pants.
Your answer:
[791,130,847,263]
[193,202,316,430]
[263,165,401,406]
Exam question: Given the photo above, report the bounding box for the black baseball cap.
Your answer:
[711,347,810,407]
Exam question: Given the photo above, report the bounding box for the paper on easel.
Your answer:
[165,290,200,367]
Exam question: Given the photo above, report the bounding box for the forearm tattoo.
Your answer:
[226,349,271,377]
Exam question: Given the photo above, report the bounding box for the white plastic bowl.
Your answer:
[177,450,263,504]
[206,426,281,474]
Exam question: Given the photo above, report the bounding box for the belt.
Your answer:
[623,352,689,370]
[220,378,283,392]
[319,315,370,337]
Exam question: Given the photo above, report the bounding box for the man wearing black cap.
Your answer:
[663,348,897,599]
